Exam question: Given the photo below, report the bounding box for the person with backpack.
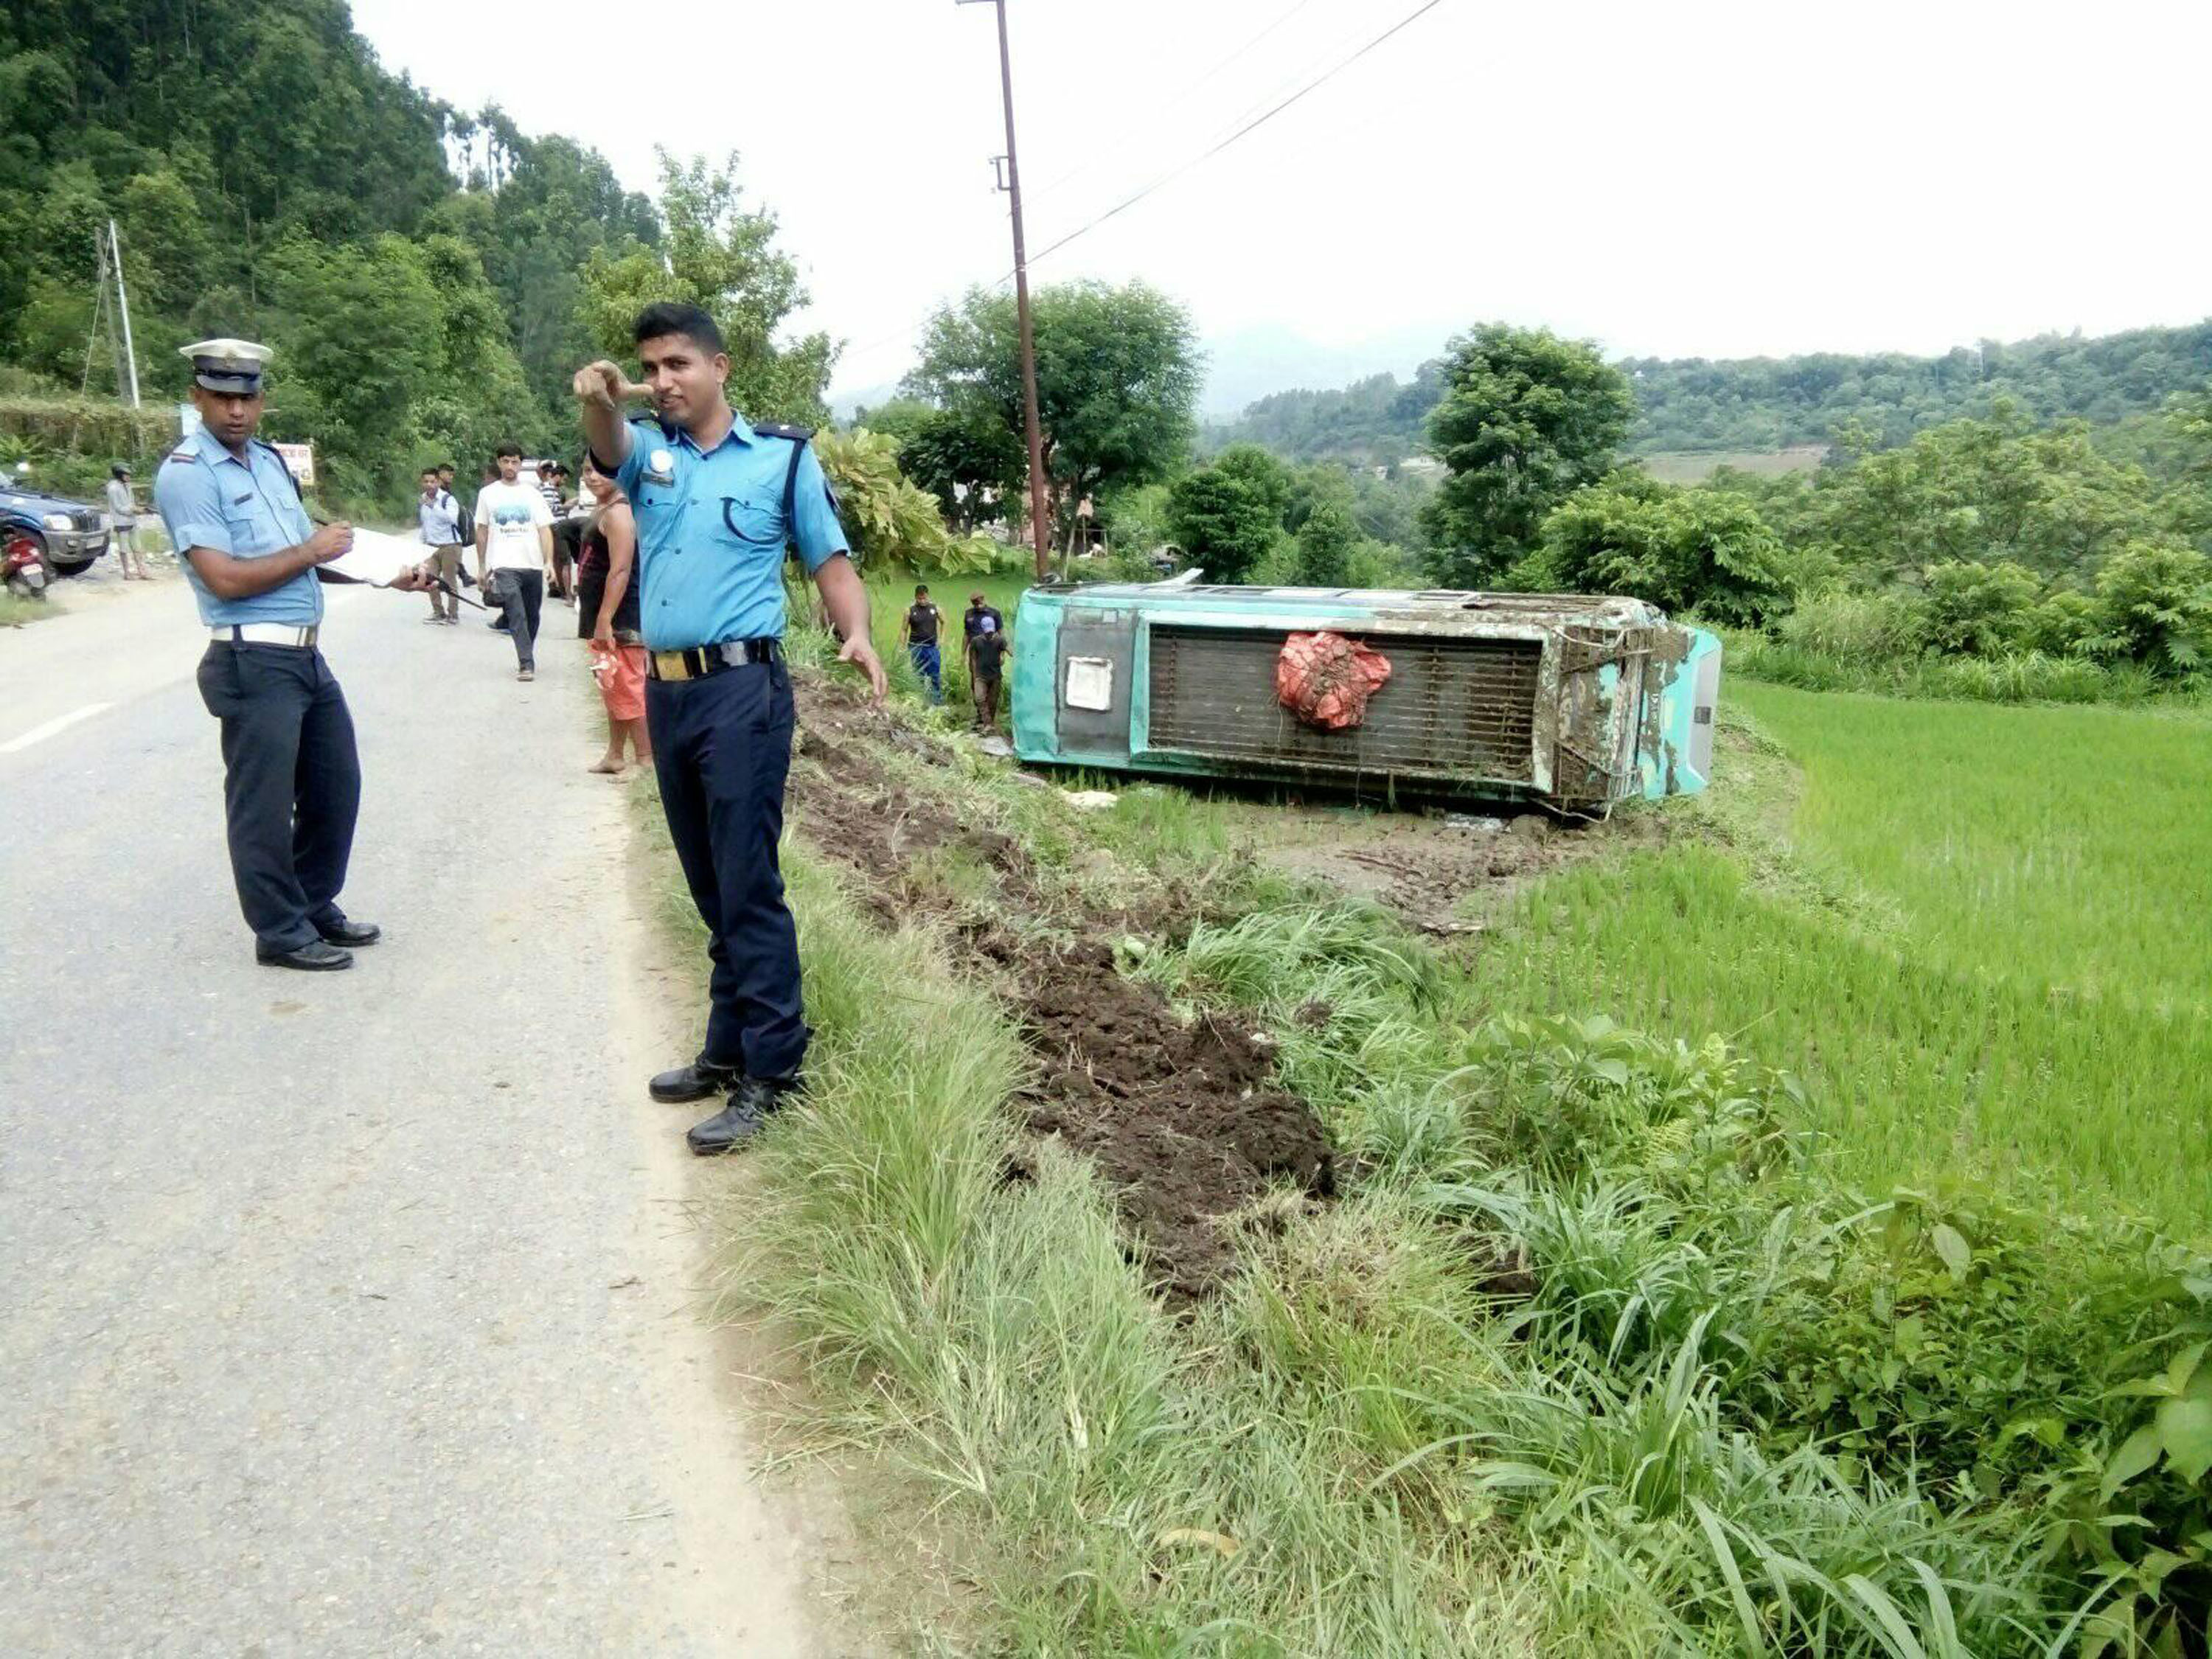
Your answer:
[968,611,1012,733]
[574,302,886,1155]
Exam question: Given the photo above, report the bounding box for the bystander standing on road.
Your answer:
[576,454,650,776]
[969,611,1011,732]
[153,337,433,970]
[574,300,886,1155]
[903,582,945,704]
[474,443,553,681]
[105,465,150,581]
[415,467,465,624]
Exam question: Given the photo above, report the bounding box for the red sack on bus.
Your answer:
[1276,631,1393,731]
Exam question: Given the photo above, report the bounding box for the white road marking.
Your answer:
[0,702,114,754]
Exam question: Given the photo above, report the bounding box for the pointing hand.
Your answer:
[572,361,644,408]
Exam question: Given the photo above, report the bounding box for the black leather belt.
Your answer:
[647,637,781,682]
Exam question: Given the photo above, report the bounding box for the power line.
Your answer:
[837,0,1452,380]
[1024,0,1453,270]
[840,2,1336,374]
[1025,0,1326,202]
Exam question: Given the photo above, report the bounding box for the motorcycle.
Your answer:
[3,527,51,600]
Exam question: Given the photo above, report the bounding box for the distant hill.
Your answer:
[1208,320,2212,462]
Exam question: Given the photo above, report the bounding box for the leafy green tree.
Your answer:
[897,407,1025,535]
[580,150,834,425]
[905,280,1201,545]
[2091,540,2212,677]
[1166,445,1293,583]
[1920,560,2040,655]
[1529,473,1790,625]
[1293,498,1357,587]
[1420,324,1636,586]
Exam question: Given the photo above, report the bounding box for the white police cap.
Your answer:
[181,338,273,394]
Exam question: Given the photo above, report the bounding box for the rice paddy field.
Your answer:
[1464,683,2212,1237]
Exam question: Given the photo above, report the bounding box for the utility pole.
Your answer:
[108,220,142,410]
[959,0,1051,580]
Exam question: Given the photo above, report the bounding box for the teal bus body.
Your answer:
[1011,582,1720,810]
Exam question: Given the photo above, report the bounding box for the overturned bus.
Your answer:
[1008,582,1722,812]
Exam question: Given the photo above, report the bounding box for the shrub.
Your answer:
[2025,588,2108,658]
[1920,559,2040,655]
[2093,538,2212,678]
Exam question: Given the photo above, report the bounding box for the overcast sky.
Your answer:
[349,0,2212,410]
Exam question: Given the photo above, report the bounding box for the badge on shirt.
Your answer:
[644,448,676,487]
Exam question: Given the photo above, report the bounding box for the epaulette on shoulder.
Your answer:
[164,445,198,465]
[753,422,815,442]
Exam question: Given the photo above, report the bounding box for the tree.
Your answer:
[1165,444,1292,583]
[1528,473,1790,625]
[905,280,1201,549]
[580,150,834,425]
[1293,498,1356,588]
[897,407,1024,535]
[1420,324,1636,586]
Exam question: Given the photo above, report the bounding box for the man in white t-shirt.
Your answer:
[473,442,554,681]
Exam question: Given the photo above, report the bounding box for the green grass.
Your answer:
[1460,686,2212,1237]
[0,591,50,627]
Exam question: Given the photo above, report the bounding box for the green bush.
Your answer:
[1534,472,1792,625]
[2094,538,2212,678]
[1921,559,2040,655]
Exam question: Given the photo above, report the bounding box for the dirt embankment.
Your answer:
[782,674,1652,1300]
[787,675,1333,1301]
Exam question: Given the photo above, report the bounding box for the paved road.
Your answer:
[0,575,827,1655]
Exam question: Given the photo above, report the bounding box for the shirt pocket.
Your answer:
[718,492,782,549]
[220,498,268,555]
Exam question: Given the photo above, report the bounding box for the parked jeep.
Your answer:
[0,473,109,576]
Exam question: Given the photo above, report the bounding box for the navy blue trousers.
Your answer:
[647,659,810,1082]
[195,642,360,953]
[908,641,942,703]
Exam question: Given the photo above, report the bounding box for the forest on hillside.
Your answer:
[1214,321,2212,461]
[0,0,726,502]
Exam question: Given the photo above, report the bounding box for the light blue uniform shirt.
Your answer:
[153,426,321,627]
[608,411,849,652]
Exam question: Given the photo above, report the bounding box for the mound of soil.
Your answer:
[987,936,1335,1303]
[785,672,1334,1300]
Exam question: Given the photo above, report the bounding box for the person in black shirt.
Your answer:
[962,591,1006,725]
[903,582,945,705]
[969,611,1012,732]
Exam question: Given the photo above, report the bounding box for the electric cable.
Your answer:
[1023,0,1453,270]
[836,0,1453,378]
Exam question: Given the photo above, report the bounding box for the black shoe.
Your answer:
[317,919,381,948]
[650,1060,739,1103]
[257,939,354,971]
[686,1078,784,1155]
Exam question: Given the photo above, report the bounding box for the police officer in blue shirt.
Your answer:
[576,302,887,1153]
[155,338,428,970]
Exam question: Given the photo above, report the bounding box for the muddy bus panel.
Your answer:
[1009,582,1720,810]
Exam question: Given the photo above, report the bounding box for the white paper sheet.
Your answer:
[323,526,425,587]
